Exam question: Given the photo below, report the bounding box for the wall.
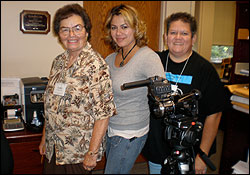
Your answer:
[212,1,236,74]
[1,1,82,78]
[195,1,215,61]
[213,1,236,46]
[195,1,236,75]
[195,1,236,61]
[1,1,236,78]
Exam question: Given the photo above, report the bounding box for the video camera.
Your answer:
[122,76,216,174]
[122,76,202,148]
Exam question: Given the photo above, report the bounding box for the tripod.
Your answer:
[161,123,216,174]
[161,145,195,174]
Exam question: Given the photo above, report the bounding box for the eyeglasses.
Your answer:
[59,24,85,36]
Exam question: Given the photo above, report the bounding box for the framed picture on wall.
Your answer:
[20,10,50,34]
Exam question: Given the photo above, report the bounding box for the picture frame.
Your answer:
[20,10,50,34]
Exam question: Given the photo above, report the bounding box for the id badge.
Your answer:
[171,84,178,92]
[53,83,67,96]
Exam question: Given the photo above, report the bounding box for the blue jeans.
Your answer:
[104,133,148,174]
[148,161,162,174]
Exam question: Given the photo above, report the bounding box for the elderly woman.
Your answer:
[39,4,116,174]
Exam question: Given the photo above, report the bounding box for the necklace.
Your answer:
[120,43,137,67]
[165,52,192,93]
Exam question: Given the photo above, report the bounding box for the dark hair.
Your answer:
[104,4,148,51]
[53,3,92,41]
[165,12,197,38]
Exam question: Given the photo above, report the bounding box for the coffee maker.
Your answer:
[20,77,48,132]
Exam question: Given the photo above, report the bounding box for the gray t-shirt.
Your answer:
[105,46,165,131]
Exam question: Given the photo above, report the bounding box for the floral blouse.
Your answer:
[44,42,116,165]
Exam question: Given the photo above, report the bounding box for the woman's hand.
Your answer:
[39,136,46,155]
[82,152,98,171]
[195,155,207,174]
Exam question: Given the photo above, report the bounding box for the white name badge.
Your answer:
[171,84,178,92]
[53,83,67,96]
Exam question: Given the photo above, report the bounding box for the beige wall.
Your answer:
[1,1,236,78]
[195,1,216,61]
[1,1,82,78]
[213,1,236,46]
[194,1,236,74]
[195,1,236,61]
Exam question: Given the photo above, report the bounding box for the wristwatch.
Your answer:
[87,150,98,156]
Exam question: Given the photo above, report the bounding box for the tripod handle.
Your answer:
[198,148,216,171]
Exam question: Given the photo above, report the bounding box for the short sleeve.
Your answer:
[89,63,117,121]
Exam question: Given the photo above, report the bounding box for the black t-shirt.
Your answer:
[142,50,226,164]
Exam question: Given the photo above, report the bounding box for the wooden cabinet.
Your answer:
[230,1,249,84]
[219,2,249,174]
[5,129,43,174]
[93,153,147,171]
[219,108,249,174]
[10,141,43,174]
[84,1,161,58]
[4,127,147,173]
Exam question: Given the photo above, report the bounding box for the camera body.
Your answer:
[164,114,202,148]
[145,76,203,149]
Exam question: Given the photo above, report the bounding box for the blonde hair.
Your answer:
[104,4,148,51]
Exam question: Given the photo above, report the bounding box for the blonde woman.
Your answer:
[103,4,165,174]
